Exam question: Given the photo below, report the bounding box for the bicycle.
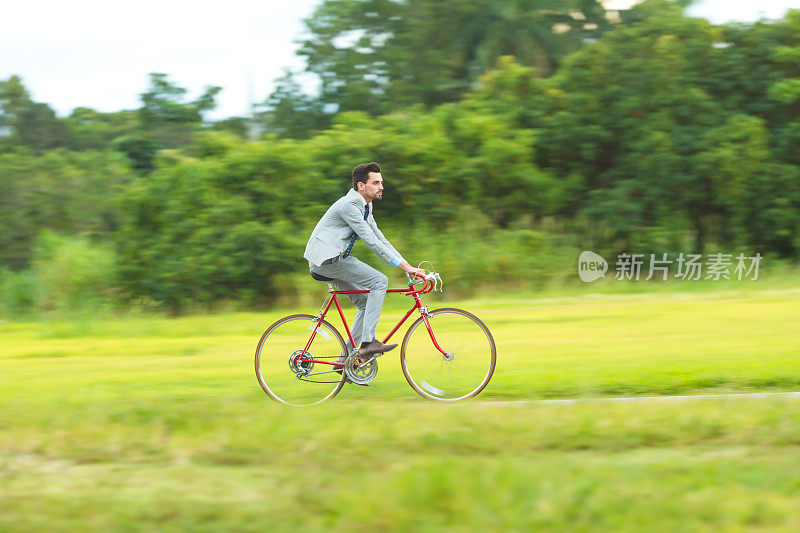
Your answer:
[254,264,496,406]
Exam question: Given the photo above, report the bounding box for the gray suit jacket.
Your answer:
[304,189,405,268]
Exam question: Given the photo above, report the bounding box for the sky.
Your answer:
[1,0,797,120]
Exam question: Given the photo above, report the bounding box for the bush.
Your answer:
[0,233,120,318]
[32,232,118,314]
[375,207,577,297]
[0,269,37,317]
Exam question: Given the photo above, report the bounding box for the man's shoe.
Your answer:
[358,339,398,357]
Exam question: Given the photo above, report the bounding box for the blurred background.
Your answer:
[3,2,800,530]
[1,0,798,317]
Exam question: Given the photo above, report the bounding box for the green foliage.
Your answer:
[0,149,133,269]
[209,116,250,138]
[3,3,800,311]
[0,269,37,316]
[388,207,575,296]
[32,232,119,313]
[257,71,328,138]
[710,10,800,126]
[121,73,225,171]
[112,134,160,172]
[1,73,225,172]
[0,233,119,317]
[114,134,314,311]
[0,75,71,152]
[518,2,800,256]
[140,73,221,129]
[296,99,560,227]
[65,108,142,151]
[275,0,610,123]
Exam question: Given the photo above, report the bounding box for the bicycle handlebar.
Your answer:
[405,266,444,294]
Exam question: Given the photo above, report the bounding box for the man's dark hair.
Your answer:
[352,162,381,190]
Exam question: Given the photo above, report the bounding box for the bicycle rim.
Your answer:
[401,308,496,402]
[255,314,346,406]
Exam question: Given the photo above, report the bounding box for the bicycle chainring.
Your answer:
[344,351,378,385]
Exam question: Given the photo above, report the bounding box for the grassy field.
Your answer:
[1,283,799,530]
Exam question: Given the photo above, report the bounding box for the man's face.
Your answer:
[359,172,384,201]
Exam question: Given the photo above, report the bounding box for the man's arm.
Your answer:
[367,213,425,278]
[368,216,404,264]
[342,202,426,277]
[341,201,404,267]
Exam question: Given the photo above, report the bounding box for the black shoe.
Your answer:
[358,339,398,357]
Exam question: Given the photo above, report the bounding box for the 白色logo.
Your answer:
[578,251,608,282]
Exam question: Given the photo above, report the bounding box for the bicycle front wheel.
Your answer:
[255,314,347,406]
[400,308,496,402]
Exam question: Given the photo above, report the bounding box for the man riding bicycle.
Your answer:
[304,162,426,358]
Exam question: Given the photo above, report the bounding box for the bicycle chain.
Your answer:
[297,354,345,383]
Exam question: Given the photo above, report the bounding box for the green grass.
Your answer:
[1,284,800,530]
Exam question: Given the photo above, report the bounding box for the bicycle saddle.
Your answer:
[310,271,335,282]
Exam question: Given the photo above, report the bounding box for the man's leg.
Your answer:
[340,257,389,345]
[311,256,389,345]
[328,277,367,352]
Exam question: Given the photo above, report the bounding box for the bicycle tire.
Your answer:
[255,314,347,406]
[400,307,496,402]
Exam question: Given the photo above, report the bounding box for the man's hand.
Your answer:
[399,262,427,279]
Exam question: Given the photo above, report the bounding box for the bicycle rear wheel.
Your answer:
[255,314,347,406]
[400,308,496,402]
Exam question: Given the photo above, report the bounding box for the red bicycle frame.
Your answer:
[298,278,449,367]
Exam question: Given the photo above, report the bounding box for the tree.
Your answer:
[115,133,317,311]
[138,73,222,149]
[258,70,328,138]
[289,0,610,120]
[0,149,133,269]
[0,75,71,152]
[102,73,225,172]
[65,108,141,151]
[140,73,221,129]
[533,0,733,252]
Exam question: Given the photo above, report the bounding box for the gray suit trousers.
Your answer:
[310,255,389,350]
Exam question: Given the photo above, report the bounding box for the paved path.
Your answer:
[482,391,800,405]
